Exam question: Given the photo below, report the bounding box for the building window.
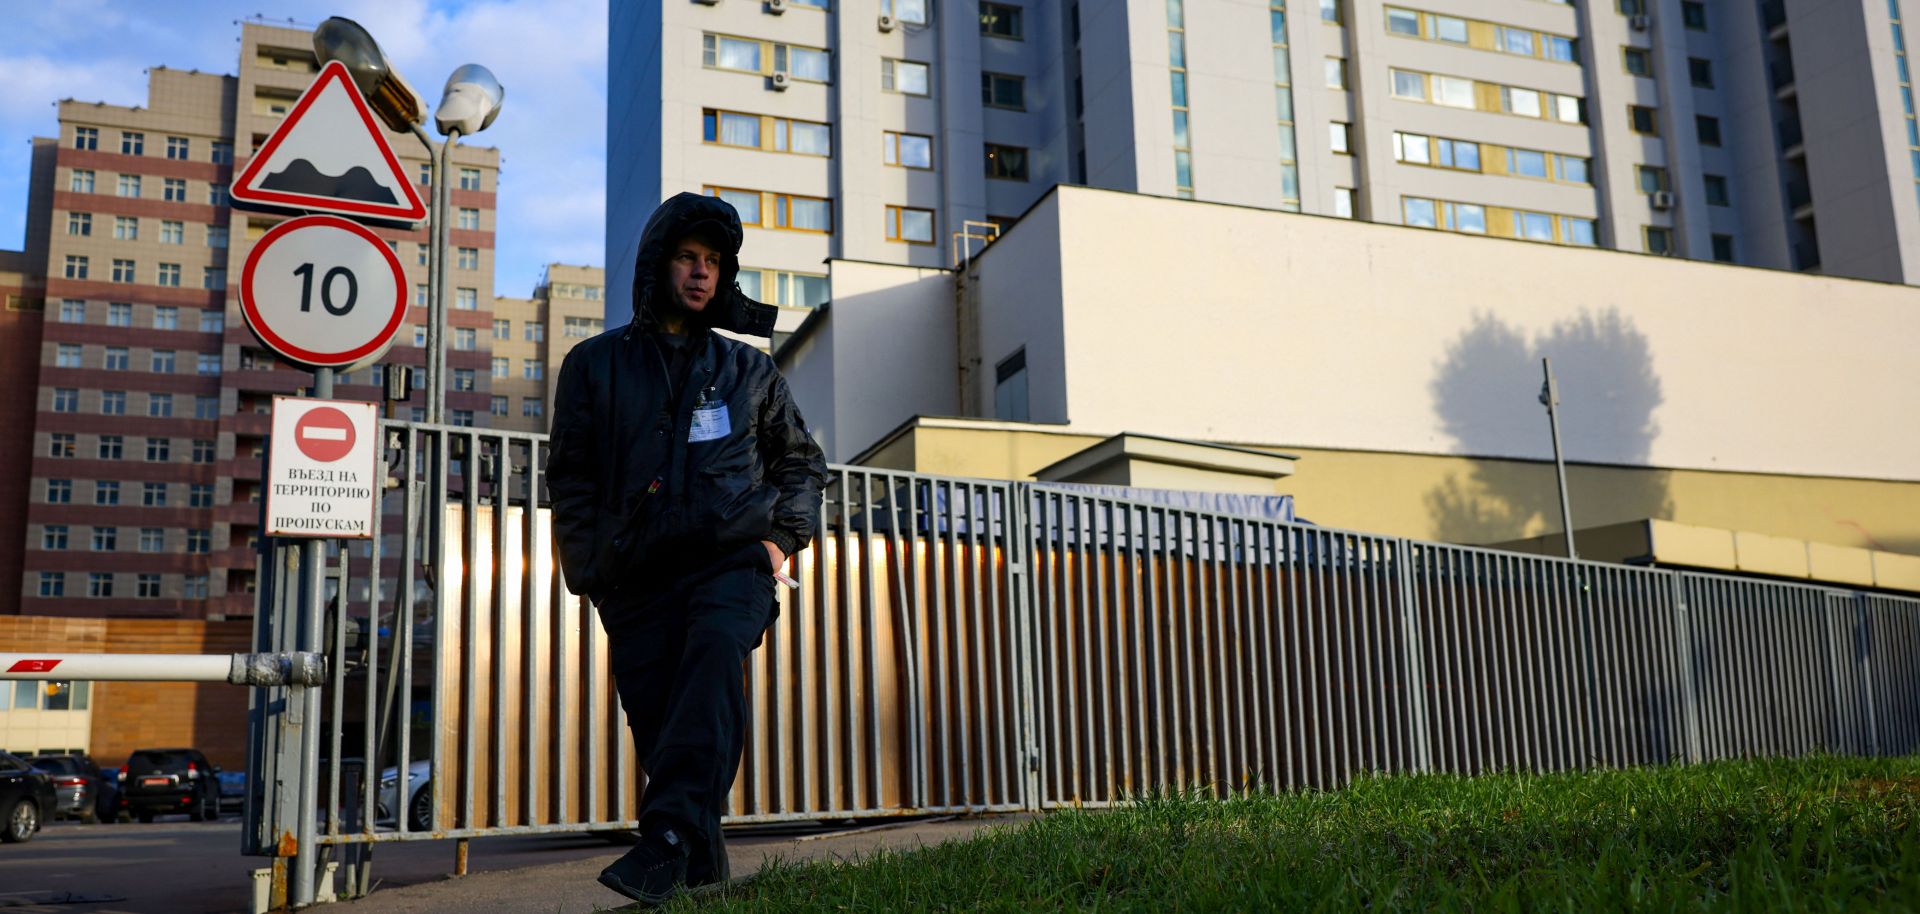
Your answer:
[52,388,79,413]
[1645,226,1674,255]
[525,322,545,342]
[211,142,232,164]
[985,143,1029,180]
[1681,1,1706,29]
[493,319,510,340]
[701,33,832,82]
[199,310,223,333]
[994,347,1029,421]
[209,185,229,207]
[882,131,934,169]
[102,391,127,415]
[187,529,211,553]
[1689,57,1714,87]
[163,178,187,202]
[1174,2,1197,199]
[1696,115,1722,146]
[981,2,1022,37]
[39,572,65,597]
[96,480,120,505]
[703,186,832,232]
[884,0,929,24]
[139,528,164,552]
[99,435,123,459]
[1704,174,1730,206]
[42,525,68,550]
[563,316,604,338]
[184,575,208,599]
[451,368,475,392]
[459,167,481,190]
[456,247,479,270]
[151,350,176,373]
[203,268,226,291]
[414,326,428,348]
[415,284,429,307]
[490,396,508,416]
[1622,47,1652,77]
[121,131,144,155]
[89,573,113,598]
[155,263,180,287]
[195,395,218,419]
[454,328,477,351]
[117,174,141,197]
[154,306,178,330]
[885,59,934,96]
[146,437,170,462]
[68,212,92,236]
[192,439,216,462]
[702,109,832,156]
[1637,165,1670,194]
[1330,123,1351,154]
[46,479,73,503]
[148,393,172,418]
[159,220,183,244]
[195,354,220,379]
[207,225,228,248]
[48,433,75,458]
[522,397,545,418]
[55,344,82,368]
[110,259,134,283]
[74,126,98,150]
[885,205,936,244]
[1333,187,1355,218]
[457,208,480,230]
[523,359,544,380]
[981,71,1025,109]
[70,169,94,193]
[142,482,168,507]
[65,255,88,280]
[58,300,85,323]
[1711,234,1735,262]
[108,302,131,326]
[451,409,475,427]
[1629,105,1659,135]
[417,244,430,266]
[1326,58,1347,89]
[1564,218,1598,246]
[455,287,478,310]
[492,357,509,378]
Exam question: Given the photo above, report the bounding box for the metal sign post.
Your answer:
[1539,358,1578,561]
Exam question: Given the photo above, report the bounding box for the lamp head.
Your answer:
[312,17,425,133]
[434,64,505,136]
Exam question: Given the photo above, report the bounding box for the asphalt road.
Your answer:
[0,812,630,914]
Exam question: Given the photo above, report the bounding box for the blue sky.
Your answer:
[0,0,608,298]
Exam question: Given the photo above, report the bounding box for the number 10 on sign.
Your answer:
[239,214,408,370]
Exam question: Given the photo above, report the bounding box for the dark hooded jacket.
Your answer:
[547,193,828,603]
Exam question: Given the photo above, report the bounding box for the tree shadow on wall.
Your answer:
[1426,310,1672,547]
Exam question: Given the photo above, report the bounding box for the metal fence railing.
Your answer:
[247,422,1920,906]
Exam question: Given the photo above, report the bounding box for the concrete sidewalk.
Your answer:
[330,814,1033,914]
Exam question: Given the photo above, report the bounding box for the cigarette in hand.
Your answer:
[773,571,801,589]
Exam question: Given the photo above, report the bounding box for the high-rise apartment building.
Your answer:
[608,0,1920,304]
[489,264,606,433]
[10,22,501,619]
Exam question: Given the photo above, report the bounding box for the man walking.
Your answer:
[548,192,828,906]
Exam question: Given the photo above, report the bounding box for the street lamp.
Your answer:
[311,17,425,133]
[423,64,504,425]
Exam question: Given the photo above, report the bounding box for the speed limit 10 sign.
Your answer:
[240,214,407,370]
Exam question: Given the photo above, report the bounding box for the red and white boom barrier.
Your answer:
[0,652,327,687]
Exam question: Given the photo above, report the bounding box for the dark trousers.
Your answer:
[597,543,777,882]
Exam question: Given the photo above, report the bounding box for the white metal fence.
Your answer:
[244,422,1920,905]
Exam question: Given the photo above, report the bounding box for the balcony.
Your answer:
[1769,60,1796,97]
[1778,117,1805,153]
[1761,0,1787,34]
[1786,176,1814,214]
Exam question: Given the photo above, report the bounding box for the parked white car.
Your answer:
[375,761,431,832]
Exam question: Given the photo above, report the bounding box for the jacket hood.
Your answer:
[627,192,778,338]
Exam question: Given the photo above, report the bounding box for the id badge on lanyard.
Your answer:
[688,387,730,443]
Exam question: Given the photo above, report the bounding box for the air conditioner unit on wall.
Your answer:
[768,0,787,12]
[1630,14,1650,31]
[879,13,898,31]
[1651,190,1676,210]
[770,70,791,90]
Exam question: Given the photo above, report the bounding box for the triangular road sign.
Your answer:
[231,59,427,224]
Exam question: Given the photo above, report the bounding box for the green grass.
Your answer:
[648,755,1920,913]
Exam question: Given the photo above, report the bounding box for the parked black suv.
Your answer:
[119,748,220,823]
[27,753,99,822]
[0,752,54,843]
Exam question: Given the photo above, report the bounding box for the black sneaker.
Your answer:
[597,824,690,907]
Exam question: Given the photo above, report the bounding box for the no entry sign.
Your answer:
[268,397,378,538]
